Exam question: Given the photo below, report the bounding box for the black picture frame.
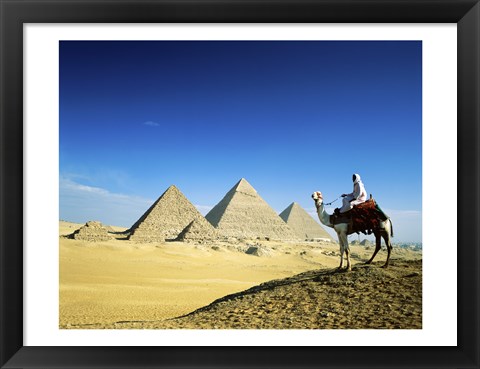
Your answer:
[1,1,479,368]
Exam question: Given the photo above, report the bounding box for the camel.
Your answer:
[311,191,393,271]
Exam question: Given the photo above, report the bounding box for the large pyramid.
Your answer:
[205,178,297,240]
[129,185,209,242]
[279,202,334,241]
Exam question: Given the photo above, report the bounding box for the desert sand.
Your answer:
[59,221,422,329]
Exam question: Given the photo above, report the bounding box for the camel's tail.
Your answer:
[389,218,394,238]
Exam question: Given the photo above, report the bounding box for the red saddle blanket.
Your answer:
[331,198,388,235]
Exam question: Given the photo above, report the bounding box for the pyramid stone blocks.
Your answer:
[128,185,212,242]
[205,178,297,240]
[71,221,112,242]
[176,218,219,242]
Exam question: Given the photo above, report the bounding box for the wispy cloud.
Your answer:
[60,176,217,227]
[61,178,109,195]
[143,121,160,127]
[383,209,422,216]
[60,176,152,227]
[195,205,213,216]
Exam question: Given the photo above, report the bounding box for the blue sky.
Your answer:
[60,41,422,242]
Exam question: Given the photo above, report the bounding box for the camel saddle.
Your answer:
[331,197,389,235]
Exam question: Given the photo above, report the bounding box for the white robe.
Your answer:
[339,176,367,213]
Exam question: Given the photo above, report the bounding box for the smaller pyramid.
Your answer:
[176,218,219,242]
[128,185,208,242]
[245,245,273,257]
[279,202,334,241]
[70,221,112,242]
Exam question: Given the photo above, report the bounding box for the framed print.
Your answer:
[1,0,479,368]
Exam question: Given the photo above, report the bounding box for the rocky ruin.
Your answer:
[69,221,112,242]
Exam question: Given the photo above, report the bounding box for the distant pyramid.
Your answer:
[360,239,373,246]
[279,202,334,241]
[205,178,297,240]
[176,218,219,242]
[129,185,208,242]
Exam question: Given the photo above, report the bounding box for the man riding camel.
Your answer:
[336,173,367,214]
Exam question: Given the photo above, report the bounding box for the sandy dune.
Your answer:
[59,221,421,329]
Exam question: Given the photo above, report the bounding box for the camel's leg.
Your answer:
[338,245,344,270]
[337,231,349,271]
[336,231,343,269]
[345,247,352,271]
[366,232,382,264]
[382,232,393,268]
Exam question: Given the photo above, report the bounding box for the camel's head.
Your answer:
[311,191,323,207]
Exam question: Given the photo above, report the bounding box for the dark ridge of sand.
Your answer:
[76,259,421,330]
